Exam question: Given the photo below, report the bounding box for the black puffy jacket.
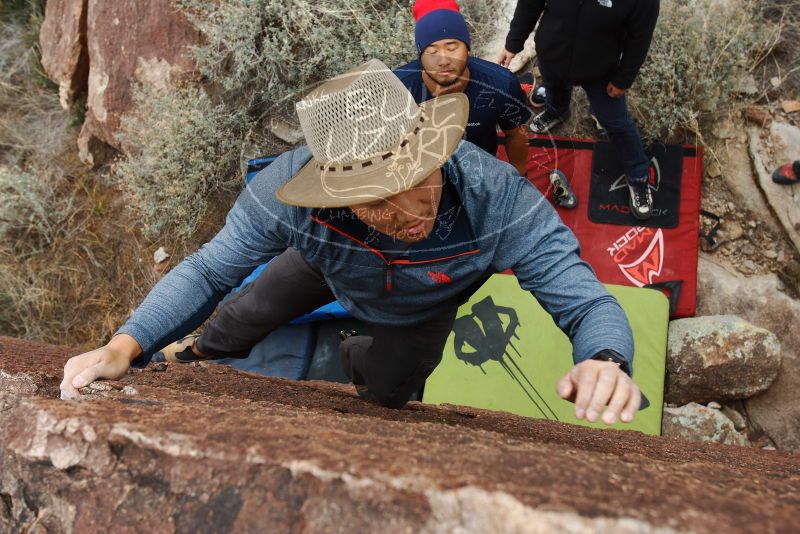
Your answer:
[504,0,659,89]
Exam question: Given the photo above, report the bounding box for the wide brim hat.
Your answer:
[276,59,468,208]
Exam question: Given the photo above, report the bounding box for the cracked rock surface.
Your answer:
[1,336,799,533]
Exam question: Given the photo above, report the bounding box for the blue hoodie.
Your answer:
[118,141,634,370]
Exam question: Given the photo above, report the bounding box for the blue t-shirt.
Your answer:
[394,56,531,157]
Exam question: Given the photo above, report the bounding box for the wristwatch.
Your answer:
[590,349,631,376]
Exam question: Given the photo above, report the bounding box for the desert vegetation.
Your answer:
[1,0,797,347]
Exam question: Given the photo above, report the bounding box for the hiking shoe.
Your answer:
[772,160,800,185]
[588,114,607,137]
[529,109,567,134]
[529,85,547,108]
[627,179,653,220]
[153,334,205,363]
[549,169,577,209]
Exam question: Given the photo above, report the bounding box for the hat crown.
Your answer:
[296,59,420,165]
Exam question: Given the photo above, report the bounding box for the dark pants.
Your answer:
[538,61,650,182]
[196,248,458,408]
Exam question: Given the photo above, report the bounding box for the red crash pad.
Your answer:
[497,134,702,318]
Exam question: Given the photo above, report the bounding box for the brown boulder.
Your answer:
[2,336,800,532]
[666,315,781,404]
[697,257,800,451]
[39,0,89,110]
[82,0,203,151]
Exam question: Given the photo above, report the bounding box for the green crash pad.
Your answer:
[422,275,669,435]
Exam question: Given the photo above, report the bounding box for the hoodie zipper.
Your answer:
[311,216,480,292]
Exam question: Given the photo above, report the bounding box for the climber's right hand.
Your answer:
[60,334,141,399]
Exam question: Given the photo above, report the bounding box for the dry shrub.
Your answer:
[118,0,502,239]
[0,164,156,346]
[114,84,245,239]
[630,0,769,141]
[0,5,152,346]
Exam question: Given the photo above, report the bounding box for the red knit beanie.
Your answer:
[413,0,462,21]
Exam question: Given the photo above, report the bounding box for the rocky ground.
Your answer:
[2,336,800,533]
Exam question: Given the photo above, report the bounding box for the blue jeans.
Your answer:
[538,61,650,183]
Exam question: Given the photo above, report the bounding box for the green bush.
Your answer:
[630,0,765,141]
[118,0,500,239]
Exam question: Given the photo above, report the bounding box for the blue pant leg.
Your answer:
[537,61,572,118]
[582,80,650,182]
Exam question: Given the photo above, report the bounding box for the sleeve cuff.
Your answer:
[504,37,526,55]
[590,349,633,376]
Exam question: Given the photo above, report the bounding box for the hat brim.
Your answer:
[276,93,468,208]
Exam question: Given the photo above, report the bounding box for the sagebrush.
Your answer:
[630,0,767,141]
[0,6,151,346]
[118,0,501,239]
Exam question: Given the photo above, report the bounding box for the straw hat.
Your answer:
[276,59,468,208]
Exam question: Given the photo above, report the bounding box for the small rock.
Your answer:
[87,381,113,392]
[781,100,800,114]
[726,202,736,212]
[746,428,772,448]
[735,73,758,95]
[153,246,170,264]
[770,76,781,88]
[698,258,800,451]
[743,259,756,271]
[777,280,786,291]
[666,316,782,404]
[662,403,750,446]
[715,118,737,140]
[744,105,771,128]
[741,244,756,256]
[270,118,305,145]
[122,385,139,395]
[724,222,744,241]
[777,250,785,262]
[721,406,748,431]
[707,401,722,410]
[762,249,778,259]
[707,162,722,178]
[747,220,757,229]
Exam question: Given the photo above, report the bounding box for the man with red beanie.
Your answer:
[394,0,531,176]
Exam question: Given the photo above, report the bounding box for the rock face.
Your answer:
[2,336,800,533]
[39,0,203,159]
[697,257,800,451]
[748,122,800,255]
[662,403,750,446]
[39,0,89,110]
[666,315,781,405]
[84,0,202,151]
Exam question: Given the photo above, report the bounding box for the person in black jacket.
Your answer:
[497,0,660,220]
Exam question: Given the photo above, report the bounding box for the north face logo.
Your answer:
[427,271,452,284]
